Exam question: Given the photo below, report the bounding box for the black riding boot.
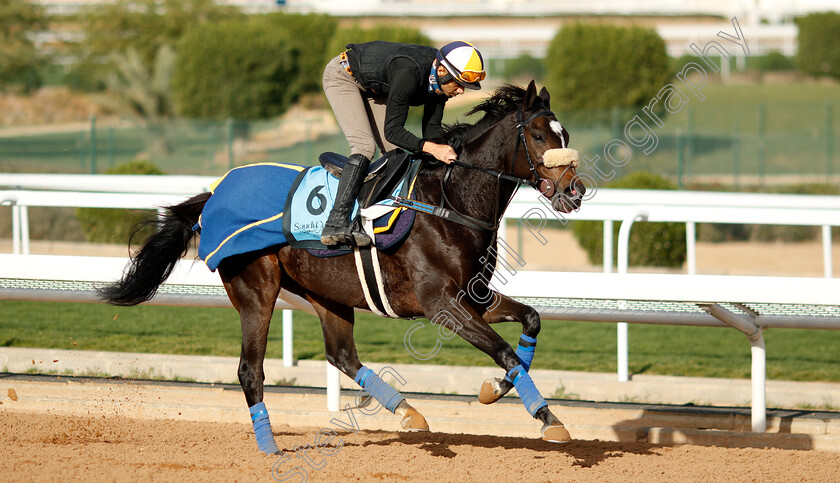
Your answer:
[320,153,372,246]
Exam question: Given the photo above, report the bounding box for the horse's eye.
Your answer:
[533,134,544,143]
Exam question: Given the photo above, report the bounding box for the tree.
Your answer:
[81,0,243,68]
[172,20,299,120]
[80,0,243,116]
[503,54,546,83]
[100,45,177,156]
[79,0,244,154]
[545,23,670,123]
[258,12,338,97]
[572,171,686,268]
[796,12,840,81]
[0,0,46,92]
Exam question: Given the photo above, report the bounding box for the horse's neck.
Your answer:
[442,127,519,226]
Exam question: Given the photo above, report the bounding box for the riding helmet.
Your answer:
[436,41,486,90]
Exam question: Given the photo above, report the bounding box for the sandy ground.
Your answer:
[1,412,839,482]
[2,190,838,481]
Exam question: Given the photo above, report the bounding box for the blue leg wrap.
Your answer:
[507,364,548,417]
[354,366,404,413]
[249,402,280,455]
[505,334,538,383]
[515,334,537,371]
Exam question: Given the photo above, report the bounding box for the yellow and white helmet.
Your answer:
[436,41,486,90]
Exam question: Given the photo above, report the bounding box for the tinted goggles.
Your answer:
[455,69,486,84]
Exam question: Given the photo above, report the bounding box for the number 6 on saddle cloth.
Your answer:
[195,149,422,271]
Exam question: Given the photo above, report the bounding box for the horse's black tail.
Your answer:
[98,192,211,306]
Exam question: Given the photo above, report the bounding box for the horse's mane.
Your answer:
[440,84,530,147]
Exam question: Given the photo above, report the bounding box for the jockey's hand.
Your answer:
[423,141,457,164]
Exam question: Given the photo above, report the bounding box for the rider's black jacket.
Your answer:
[345,41,448,153]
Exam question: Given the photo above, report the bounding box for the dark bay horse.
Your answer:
[101,81,586,453]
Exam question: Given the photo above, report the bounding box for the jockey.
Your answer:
[320,40,486,246]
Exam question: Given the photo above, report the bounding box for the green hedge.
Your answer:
[0,0,45,92]
[75,161,163,244]
[572,172,686,267]
[760,52,795,72]
[796,12,840,80]
[545,23,671,125]
[258,13,338,97]
[502,54,545,82]
[171,19,299,119]
[670,53,795,75]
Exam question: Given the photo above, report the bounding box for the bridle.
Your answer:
[392,106,572,233]
[449,107,553,190]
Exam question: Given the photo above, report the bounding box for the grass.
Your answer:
[2,300,840,383]
[569,83,840,183]
[5,81,838,180]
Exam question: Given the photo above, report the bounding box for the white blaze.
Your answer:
[549,120,566,147]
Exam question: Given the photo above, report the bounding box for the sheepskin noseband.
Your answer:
[543,148,579,168]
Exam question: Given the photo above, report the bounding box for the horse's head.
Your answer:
[511,81,585,213]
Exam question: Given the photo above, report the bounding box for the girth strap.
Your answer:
[353,244,399,319]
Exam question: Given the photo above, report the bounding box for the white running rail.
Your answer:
[2,175,840,431]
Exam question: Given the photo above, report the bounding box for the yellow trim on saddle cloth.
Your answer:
[204,212,285,267]
[202,163,302,267]
[208,162,305,194]
[198,162,304,231]
[372,168,421,234]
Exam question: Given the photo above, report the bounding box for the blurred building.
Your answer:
[31,0,839,59]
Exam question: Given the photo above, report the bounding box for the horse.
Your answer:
[100,81,586,453]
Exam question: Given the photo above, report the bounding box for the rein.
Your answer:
[445,108,554,189]
[394,107,556,233]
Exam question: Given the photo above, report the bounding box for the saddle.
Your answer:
[319,149,414,209]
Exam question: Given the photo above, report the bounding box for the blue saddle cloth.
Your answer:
[196,160,419,270]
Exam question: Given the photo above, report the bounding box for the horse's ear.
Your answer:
[524,80,538,107]
[538,87,551,109]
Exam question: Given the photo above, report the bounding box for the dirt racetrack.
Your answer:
[2,411,839,482]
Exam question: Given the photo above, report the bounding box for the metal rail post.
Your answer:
[327,362,341,412]
[11,203,20,255]
[700,303,766,432]
[686,221,696,275]
[90,116,97,174]
[823,225,833,278]
[616,210,648,382]
[20,206,30,255]
[282,309,294,367]
[603,220,613,274]
[827,103,834,178]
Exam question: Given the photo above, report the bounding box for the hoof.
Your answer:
[541,423,571,443]
[400,407,429,432]
[478,377,506,405]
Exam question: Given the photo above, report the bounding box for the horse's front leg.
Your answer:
[476,293,541,405]
[419,286,570,443]
[220,252,282,455]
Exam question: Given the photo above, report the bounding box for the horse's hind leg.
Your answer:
[306,294,429,431]
[220,251,282,455]
[477,293,541,405]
